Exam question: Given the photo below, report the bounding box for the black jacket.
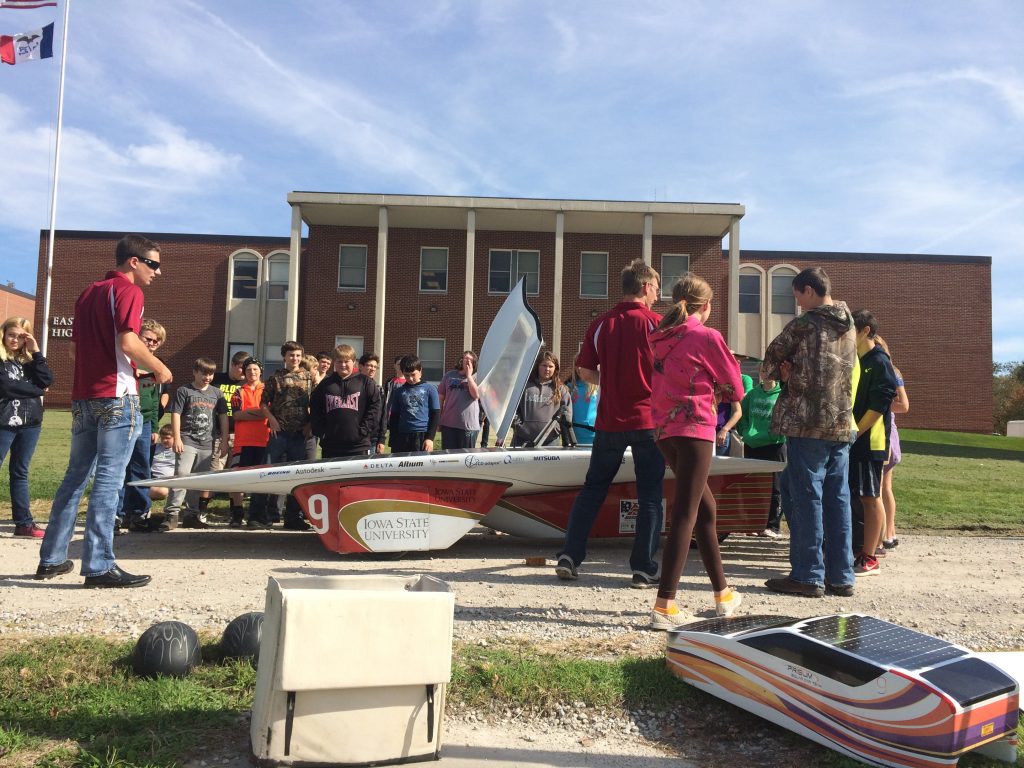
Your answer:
[851,344,897,462]
[0,353,54,429]
[310,372,383,456]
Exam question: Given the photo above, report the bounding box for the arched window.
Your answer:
[770,266,798,315]
[267,253,289,301]
[739,268,762,314]
[231,253,259,299]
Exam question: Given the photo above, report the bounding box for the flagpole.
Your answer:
[40,0,69,357]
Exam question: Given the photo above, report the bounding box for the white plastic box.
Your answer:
[250,574,454,766]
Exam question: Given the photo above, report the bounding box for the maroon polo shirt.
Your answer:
[576,300,661,432]
[71,270,144,400]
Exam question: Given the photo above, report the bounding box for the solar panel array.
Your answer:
[797,615,967,671]
[678,615,800,637]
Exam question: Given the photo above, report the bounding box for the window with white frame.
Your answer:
[417,338,446,383]
[771,270,797,314]
[267,255,289,301]
[488,249,539,295]
[580,252,608,298]
[660,254,690,298]
[739,273,761,314]
[231,255,258,299]
[420,247,448,292]
[333,335,364,358]
[338,245,367,291]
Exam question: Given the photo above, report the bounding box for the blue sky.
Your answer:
[2,0,1021,360]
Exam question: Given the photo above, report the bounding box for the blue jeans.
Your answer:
[40,396,140,577]
[238,444,271,523]
[0,424,42,526]
[118,418,153,522]
[782,436,854,587]
[559,429,665,573]
[266,430,308,523]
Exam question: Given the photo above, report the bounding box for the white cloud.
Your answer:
[126,120,239,178]
[847,68,1024,121]
[0,91,241,234]
[119,0,499,194]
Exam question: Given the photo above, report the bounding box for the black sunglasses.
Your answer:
[136,256,161,271]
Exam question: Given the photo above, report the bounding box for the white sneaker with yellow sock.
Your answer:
[651,603,694,631]
[714,588,743,617]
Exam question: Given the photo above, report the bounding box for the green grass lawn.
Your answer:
[4,412,1023,534]
[1,637,1019,768]
[896,428,1024,534]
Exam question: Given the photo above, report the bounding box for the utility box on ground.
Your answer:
[250,574,454,766]
[1007,421,1024,437]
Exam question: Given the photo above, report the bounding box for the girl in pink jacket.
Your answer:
[648,273,745,629]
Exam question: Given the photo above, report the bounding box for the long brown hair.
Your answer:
[534,350,563,390]
[874,334,902,380]
[656,273,713,332]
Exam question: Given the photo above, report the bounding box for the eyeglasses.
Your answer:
[140,335,160,346]
[136,256,161,271]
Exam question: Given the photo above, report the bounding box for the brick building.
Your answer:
[1,282,35,324]
[35,193,993,432]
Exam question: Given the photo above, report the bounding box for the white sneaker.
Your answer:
[651,606,694,631]
[715,589,743,617]
[762,528,782,539]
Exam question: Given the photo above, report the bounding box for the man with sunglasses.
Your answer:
[38,234,172,589]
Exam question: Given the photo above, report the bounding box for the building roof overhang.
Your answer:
[288,192,744,238]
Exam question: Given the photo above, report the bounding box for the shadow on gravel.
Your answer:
[0,528,794,598]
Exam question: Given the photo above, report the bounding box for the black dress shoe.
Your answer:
[83,565,152,589]
[282,519,312,531]
[764,576,824,598]
[35,559,75,580]
[128,516,163,533]
[181,513,211,529]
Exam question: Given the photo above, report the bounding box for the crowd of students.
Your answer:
[2,237,905,608]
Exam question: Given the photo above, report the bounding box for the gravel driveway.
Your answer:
[2,524,1021,766]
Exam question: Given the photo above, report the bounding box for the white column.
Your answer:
[552,212,565,359]
[642,213,653,265]
[286,204,302,341]
[727,217,740,350]
[463,209,476,351]
[374,206,388,384]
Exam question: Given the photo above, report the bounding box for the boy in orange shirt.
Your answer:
[230,358,271,528]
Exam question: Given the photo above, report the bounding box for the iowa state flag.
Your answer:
[1,20,53,65]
